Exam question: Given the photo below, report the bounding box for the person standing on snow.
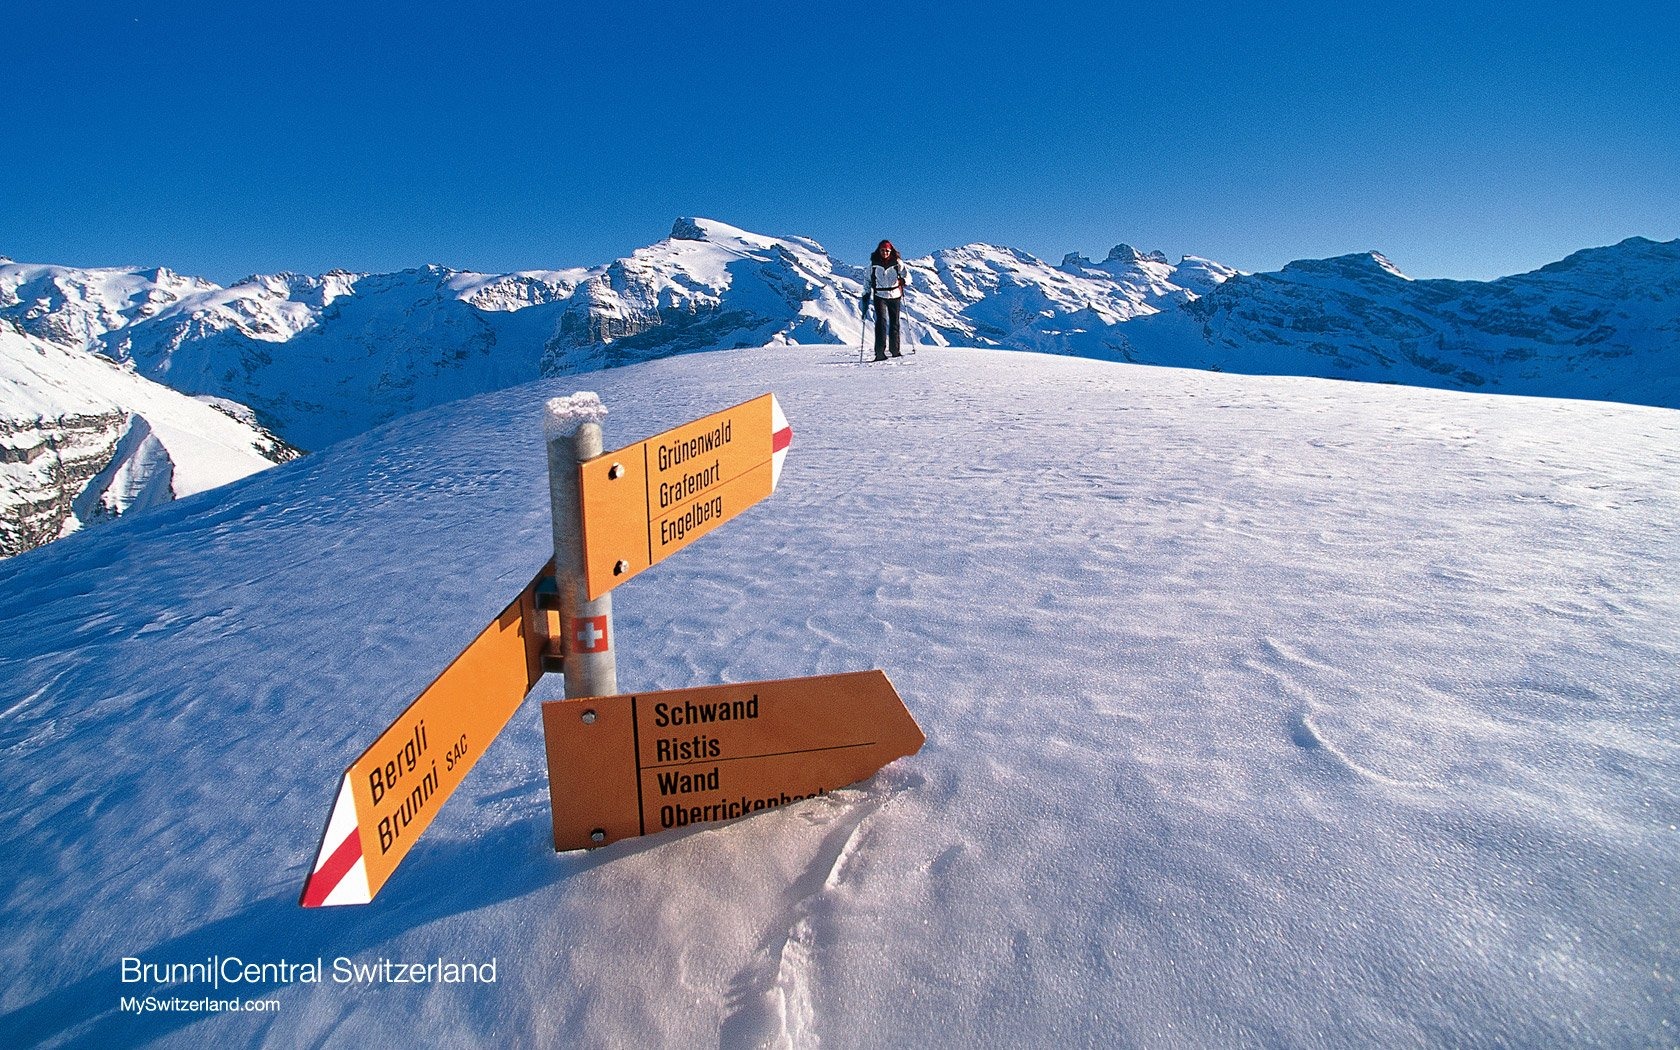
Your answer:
[861,239,908,360]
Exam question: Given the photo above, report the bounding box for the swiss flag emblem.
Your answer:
[573,616,610,654]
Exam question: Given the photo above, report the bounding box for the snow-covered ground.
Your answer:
[0,346,1675,1047]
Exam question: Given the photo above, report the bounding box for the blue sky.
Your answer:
[9,1,1677,282]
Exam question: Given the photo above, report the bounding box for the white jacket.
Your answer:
[868,262,908,299]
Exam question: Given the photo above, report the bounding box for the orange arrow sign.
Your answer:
[541,670,924,851]
[300,564,559,907]
[578,393,792,600]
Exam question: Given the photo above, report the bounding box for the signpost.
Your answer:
[300,565,558,907]
[577,393,791,600]
[301,390,923,906]
[541,671,924,851]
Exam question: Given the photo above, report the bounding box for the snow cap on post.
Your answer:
[544,393,608,442]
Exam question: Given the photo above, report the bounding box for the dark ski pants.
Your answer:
[873,296,903,359]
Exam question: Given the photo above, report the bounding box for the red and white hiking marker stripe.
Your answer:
[299,775,372,907]
[770,395,792,490]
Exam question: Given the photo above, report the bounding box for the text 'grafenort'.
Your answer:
[658,459,721,510]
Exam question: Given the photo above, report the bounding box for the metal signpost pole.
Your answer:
[545,394,618,699]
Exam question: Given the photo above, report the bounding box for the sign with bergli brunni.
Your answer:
[299,565,557,907]
[541,670,924,851]
[577,394,792,600]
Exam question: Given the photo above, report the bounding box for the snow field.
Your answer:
[0,346,1675,1047]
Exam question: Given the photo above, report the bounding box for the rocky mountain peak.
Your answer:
[1280,251,1411,282]
[1105,244,1170,266]
[670,217,709,241]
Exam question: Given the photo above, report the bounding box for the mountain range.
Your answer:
[2,219,1676,557]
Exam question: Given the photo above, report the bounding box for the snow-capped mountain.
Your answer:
[0,322,297,557]
[899,241,1236,356]
[0,221,1303,452]
[4,225,1676,458]
[1116,238,1680,405]
[534,219,1244,368]
[0,261,220,351]
[538,218,862,375]
[1,257,590,451]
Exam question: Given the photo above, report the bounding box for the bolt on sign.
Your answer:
[542,670,924,851]
[578,393,792,600]
[300,564,560,908]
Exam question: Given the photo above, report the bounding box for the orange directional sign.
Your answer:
[578,394,792,599]
[301,564,559,907]
[541,670,924,851]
